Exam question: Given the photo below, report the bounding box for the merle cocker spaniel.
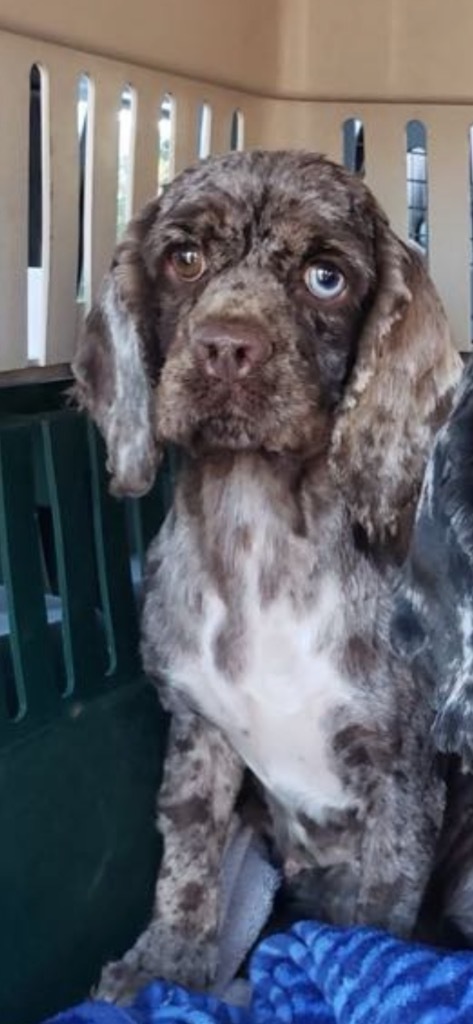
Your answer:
[73,150,473,1002]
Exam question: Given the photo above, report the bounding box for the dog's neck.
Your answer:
[173,449,354,580]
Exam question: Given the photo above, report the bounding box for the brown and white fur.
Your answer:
[73,150,464,1001]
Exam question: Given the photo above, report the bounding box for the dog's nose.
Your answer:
[193,320,271,382]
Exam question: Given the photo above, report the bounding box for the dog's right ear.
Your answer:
[72,197,163,497]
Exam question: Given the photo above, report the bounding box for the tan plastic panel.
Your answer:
[45,56,81,365]
[0,0,279,97]
[1,0,473,102]
[275,0,473,103]
[428,109,472,351]
[0,22,472,370]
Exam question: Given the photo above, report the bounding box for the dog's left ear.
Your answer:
[329,209,462,548]
[73,198,164,497]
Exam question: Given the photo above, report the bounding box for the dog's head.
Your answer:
[74,150,460,542]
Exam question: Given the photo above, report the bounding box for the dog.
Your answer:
[73,150,463,1001]
[391,355,473,767]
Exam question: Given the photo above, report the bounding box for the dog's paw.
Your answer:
[94,960,156,1004]
[433,697,473,770]
[94,922,218,1004]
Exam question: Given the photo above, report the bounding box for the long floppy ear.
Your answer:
[329,211,462,548]
[72,198,163,497]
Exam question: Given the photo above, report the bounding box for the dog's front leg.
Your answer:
[283,768,444,940]
[96,711,244,1003]
[354,771,445,938]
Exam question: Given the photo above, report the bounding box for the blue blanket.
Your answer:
[45,921,473,1024]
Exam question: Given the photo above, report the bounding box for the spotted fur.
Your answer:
[73,151,464,1003]
[391,357,473,767]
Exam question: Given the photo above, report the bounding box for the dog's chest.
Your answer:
[161,471,358,820]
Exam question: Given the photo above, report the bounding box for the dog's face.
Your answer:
[74,149,459,545]
[150,152,377,458]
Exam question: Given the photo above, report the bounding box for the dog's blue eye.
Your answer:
[304,264,346,300]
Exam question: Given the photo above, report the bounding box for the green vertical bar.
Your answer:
[87,421,140,681]
[41,413,107,697]
[0,423,58,728]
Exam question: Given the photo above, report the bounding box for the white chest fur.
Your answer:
[173,590,354,822]
[161,462,359,824]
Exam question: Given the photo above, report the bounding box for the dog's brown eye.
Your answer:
[169,247,206,281]
[304,264,346,300]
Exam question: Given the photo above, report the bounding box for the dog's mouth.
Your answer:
[156,353,328,457]
[191,412,264,452]
[157,362,274,450]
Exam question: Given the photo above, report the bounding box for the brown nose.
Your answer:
[193,319,272,382]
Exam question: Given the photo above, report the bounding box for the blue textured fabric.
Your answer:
[44,922,473,1024]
